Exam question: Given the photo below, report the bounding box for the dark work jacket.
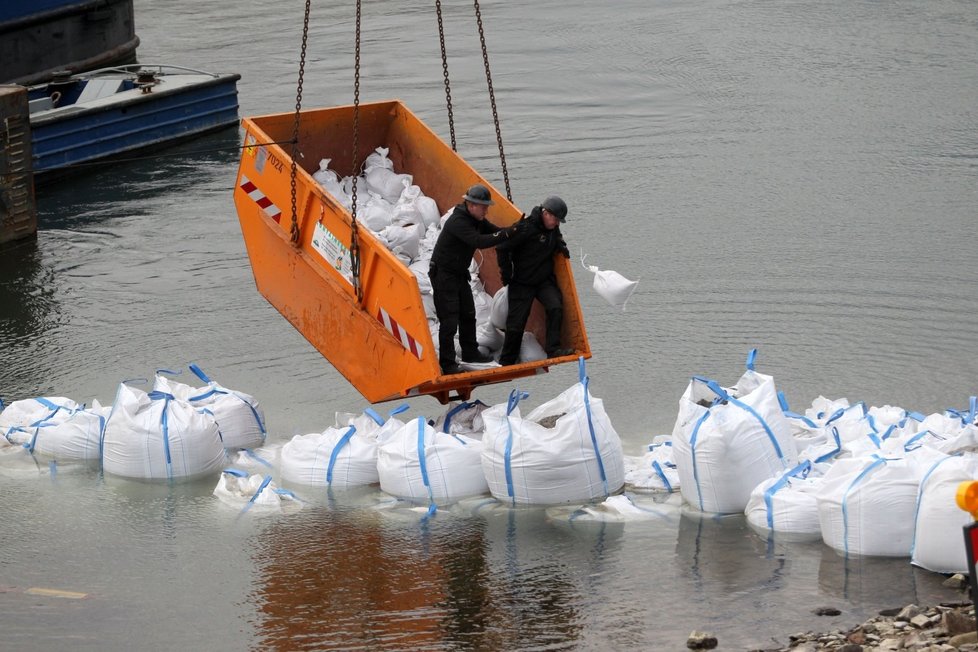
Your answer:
[429,203,507,277]
[496,207,568,287]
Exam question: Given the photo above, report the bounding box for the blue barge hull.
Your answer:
[29,67,241,183]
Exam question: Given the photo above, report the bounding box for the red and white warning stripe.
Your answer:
[239,175,282,224]
[378,307,424,360]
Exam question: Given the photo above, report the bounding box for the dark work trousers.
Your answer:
[498,280,563,365]
[429,266,479,368]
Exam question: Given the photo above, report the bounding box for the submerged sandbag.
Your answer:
[481,360,625,506]
[1,396,81,444]
[213,468,301,512]
[102,383,227,481]
[377,416,487,507]
[671,350,797,514]
[624,437,680,492]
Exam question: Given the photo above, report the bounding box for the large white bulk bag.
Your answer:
[378,416,488,509]
[745,461,822,540]
[102,384,227,481]
[280,424,379,488]
[911,454,978,573]
[481,361,625,506]
[155,365,266,450]
[25,401,110,462]
[671,351,797,514]
[280,404,411,489]
[1,397,80,444]
[816,449,946,557]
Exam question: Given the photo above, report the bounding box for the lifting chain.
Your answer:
[349,0,363,304]
[434,0,457,151]
[288,0,313,245]
[473,0,511,202]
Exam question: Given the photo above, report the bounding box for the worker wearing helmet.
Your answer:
[495,196,574,366]
[430,184,515,375]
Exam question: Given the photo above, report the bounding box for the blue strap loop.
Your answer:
[814,427,843,464]
[651,460,673,492]
[688,410,711,512]
[188,363,212,384]
[414,417,437,516]
[363,408,385,425]
[147,391,175,478]
[389,404,410,417]
[155,368,182,377]
[249,475,274,503]
[506,388,529,416]
[326,426,357,485]
[223,468,249,477]
[745,348,757,371]
[580,373,610,497]
[763,460,812,529]
[243,448,274,468]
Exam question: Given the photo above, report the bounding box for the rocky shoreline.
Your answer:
[687,576,978,651]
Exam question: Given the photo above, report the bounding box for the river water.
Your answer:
[2,0,977,649]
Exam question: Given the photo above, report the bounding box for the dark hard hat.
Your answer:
[463,184,494,206]
[541,196,567,222]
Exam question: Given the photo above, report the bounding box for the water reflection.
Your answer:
[249,498,618,651]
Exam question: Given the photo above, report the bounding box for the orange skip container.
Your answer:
[233,100,590,403]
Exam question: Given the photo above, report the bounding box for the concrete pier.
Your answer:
[0,85,37,245]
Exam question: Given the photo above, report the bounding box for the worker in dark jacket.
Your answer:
[429,184,514,375]
[495,196,575,366]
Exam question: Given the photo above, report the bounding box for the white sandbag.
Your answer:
[24,401,109,461]
[378,416,487,507]
[519,332,547,363]
[102,384,226,481]
[394,184,440,228]
[816,448,947,557]
[476,321,504,351]
[581,254,638,310]
[481,361,625,506]
[745,461,822,540]
[390,184,429,227]
[365,166,412,204]
[911,454,978,573]
[280,425,379,488]
[1,396,81,444]
[213,468,300,512]
[624,437,680,492]
[313,158,348,205]
[360,192,395,232]
[379,222,422,263]
[671,350,797,514]
[364,146,394,171]
[162,365,267,451]
[489,286,509,330]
